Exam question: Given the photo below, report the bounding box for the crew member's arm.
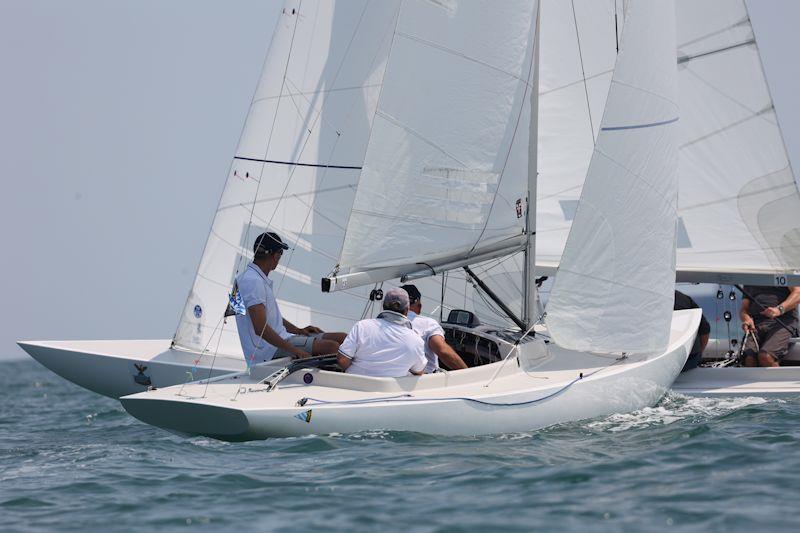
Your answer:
[336,325,358,370]
[428,335,468,370]
[337,353,352,370]
[760,287,800,319]
[283,318,324,335]
[740,297,755,332]
[409,339,427,376]
[249,305,309,358]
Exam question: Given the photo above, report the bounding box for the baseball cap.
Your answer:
[254,232,289,253]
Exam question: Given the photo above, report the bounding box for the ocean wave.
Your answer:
[586,393,771,432]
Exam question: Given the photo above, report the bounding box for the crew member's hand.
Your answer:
[741,315,756,332]
[760,307,781,319]
[302,325,324,335]
[292,349,311,359]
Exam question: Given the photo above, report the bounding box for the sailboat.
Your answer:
[19,0,800,405]
[114,0,705,440]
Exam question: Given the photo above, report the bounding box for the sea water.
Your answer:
[2,359,799,532]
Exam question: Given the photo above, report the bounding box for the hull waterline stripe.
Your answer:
[601,117,679,131]
[234,156,362,170]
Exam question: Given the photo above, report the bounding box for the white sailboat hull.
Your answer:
[17,340,244,399]
[672,366,800,397]
[118,310,700,441]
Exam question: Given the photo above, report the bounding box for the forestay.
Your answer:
[334,0,538,284]
[546,1,678,355]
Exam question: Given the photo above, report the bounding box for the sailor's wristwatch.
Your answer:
[778,304,785,315]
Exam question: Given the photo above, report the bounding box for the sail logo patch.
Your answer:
[193,305,203,318]
[294,410,313,423]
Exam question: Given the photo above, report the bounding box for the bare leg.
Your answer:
[312,338,341,356]
[757,351,779,368]
[322,332,347,344]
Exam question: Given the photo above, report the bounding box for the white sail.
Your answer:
[173,1,401,355]
[535,0,800,284]
[546,1,678,355]
[674,0,800,282]
[335,0,538,280]
[535,0,621,270]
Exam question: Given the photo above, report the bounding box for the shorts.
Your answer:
[743,322,796,362]
[274,333,325,358]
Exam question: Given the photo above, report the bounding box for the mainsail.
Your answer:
[546,0,679,355]
[330,0,539,289]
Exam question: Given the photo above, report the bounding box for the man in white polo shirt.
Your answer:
[235,232,346,366]
[401,284,468,373]
[336,288,426,377]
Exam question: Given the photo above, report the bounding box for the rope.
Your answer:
[570,0,596,145]
[483,322,539,388]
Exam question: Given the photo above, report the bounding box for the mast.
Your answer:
[523,2,541,328]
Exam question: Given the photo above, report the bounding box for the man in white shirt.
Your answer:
[401,284,468,373]
[336,288,427,377]
[235,232,346,366]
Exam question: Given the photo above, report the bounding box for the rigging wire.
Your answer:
[571,0,596,145]
[239,2,304,280]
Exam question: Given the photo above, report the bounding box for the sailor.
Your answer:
[673,290,711,371]
[739,285,800,367]
[336,288,427,377]
[235,232,346,365]
[400,284,468,372]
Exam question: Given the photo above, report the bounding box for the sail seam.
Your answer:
[683,66,777,130]
[251,83,383,104]
[349,207,522,232]
[374,110,467,166]
[678,172,794,212]
[395,30,531,84]
[539,69,613,97]
[593,148,679,212]
[216,184,357,212]
[611,80,679,110]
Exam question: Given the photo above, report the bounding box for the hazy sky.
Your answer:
[1,1,799,360]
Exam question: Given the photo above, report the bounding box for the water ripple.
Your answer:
[3,360,800,532]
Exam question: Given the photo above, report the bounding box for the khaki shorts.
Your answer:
[275,333,324,358]
[743,322,796,362]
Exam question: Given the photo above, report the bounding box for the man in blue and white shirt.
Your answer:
[235,232,346,366]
